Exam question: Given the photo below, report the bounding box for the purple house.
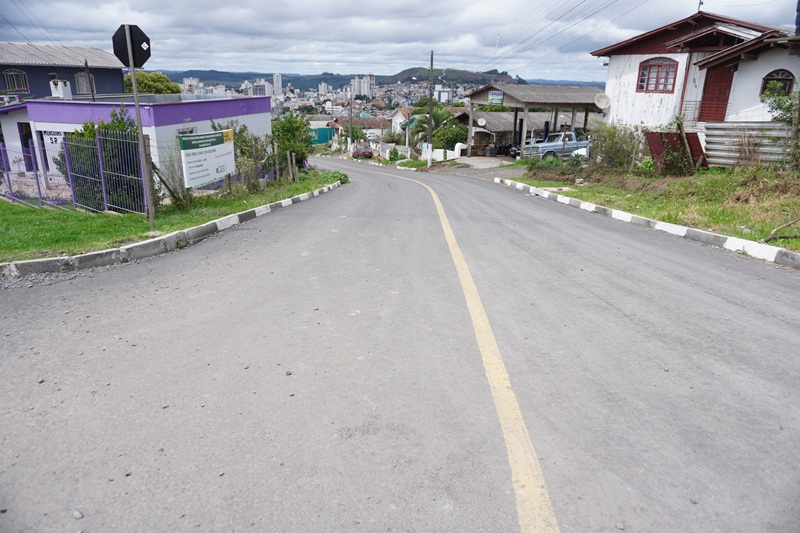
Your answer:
[0,93,272,185]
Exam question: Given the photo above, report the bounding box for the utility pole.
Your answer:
[349,85,354,153]
[427,50,434,168]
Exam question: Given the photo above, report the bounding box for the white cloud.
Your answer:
[1,0,796,80]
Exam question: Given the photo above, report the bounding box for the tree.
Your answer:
[433,123,468,151]
[55,106,144,212]
[761,80,800,173]
[272,111,313,172]
[760,79,800,241]
[409,107,453,147]
[125,71,181,94]
[54,105,138,177]
[347,124,366,143]
[413,96,431,108]
[381,131,404,144]
[760,81,797,123]
[210,119,267,192]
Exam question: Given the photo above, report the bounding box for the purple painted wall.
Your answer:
[25,96,271,128]
[27,101,120,125]
[149,97,271,126]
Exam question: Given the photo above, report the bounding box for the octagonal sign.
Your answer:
[112,25,150,68]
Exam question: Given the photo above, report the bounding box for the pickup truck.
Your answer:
[522,131,590,160]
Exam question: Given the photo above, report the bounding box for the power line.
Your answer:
[15,0,65,46]
[0,14,32,43]
[472,1,589,73]
[9,0,57,45]
[478,0,620,75]
[704,0,779,6]
[472,0,590,73]
[513,0,652,72]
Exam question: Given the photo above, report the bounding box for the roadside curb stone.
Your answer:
[1,182,341,279]
[495,177,800,271]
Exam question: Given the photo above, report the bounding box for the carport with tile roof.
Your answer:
[465,83,603,156]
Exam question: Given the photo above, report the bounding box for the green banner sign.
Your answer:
[179,130,235,188]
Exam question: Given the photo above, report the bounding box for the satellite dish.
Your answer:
[477,117,487,127]
[594,93,611,110]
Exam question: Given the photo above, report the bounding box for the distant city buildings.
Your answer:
[253,79,274,96]
[181,77,228,96]
[180,71,475,131]
[351,73,375,98]
[434,84,454,104]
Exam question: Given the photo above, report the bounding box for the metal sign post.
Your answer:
[115,24,155,232]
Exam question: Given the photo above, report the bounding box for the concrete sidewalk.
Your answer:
[453,156,516,169]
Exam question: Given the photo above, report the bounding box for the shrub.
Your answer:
[590,122,646,170]
[389,148,406,162]
[433,123,468,151]
[382,131,404,144]
[318,169,349,184]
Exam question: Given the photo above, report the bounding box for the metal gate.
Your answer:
[62,129,146,214]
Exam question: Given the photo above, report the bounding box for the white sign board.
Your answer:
[179,130,235,188]
[488,90,504,105]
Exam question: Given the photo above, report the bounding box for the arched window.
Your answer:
[637,58,678,93]
[760,69,795,95]
[3,69,29,93]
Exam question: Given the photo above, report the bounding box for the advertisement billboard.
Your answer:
[179,130,235,188]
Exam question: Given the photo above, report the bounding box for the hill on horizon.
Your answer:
[161,69,604,91]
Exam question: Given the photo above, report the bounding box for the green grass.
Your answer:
[397,159,427,169]
[0,173,342,263]
[506,157,532,167]
[511,166,800,252]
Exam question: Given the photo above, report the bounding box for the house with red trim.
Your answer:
[590,11,799,129]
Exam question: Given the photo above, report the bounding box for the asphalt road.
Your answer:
[1,157,799,532]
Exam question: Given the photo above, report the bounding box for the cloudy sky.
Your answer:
[1,0,796,82]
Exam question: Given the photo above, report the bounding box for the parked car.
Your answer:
[523,131,590,160]
[509,136,543,158]
[352,146,373,159]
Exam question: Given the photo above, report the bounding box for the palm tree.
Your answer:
[409,107,454,148]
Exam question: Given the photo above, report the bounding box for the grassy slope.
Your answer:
[0,174,339,263]
[513,164,800,252]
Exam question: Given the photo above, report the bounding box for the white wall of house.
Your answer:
[678,51,714,124]
[0,108,31,157]
[726,49,800,122]
[388,110,407,133]
[605,53,689,127]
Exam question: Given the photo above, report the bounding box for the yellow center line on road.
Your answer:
[378,170,560,533]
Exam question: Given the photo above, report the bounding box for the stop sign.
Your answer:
[112,25,150,68]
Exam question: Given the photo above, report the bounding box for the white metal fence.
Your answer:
[704,121,791,168]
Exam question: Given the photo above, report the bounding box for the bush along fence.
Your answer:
[0,129,149,214]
